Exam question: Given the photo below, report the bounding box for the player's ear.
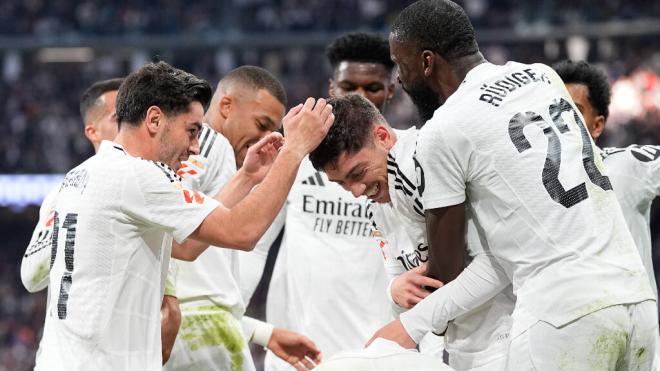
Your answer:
[328,78,337,97]
[84,124,97,143]
[591,115,606,141]
[145,106,163,135]
[373,124,393,149]
[421,50,435,78]
[386,81,395,101]
[219,96,232,119]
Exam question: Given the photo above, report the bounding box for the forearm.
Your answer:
[214,167,258,208]
[224,148,302,248]
[241,316,274,347]
[425,204,466,283]
[171,238,210,261]
[399,254,509,343]
[161,295,181,365]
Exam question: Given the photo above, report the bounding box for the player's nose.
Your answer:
[350,183,366,198]
[189,136,200,155]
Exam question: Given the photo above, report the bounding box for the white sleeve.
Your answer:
[122,161,220,243]
[21,186,59,292]
[399,253,510,343]
[642,145,660,196]
[164,259,178,298]
[239,206,286,305]
[241,316,274,347]
[416,122,472,209]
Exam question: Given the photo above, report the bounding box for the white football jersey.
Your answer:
[369,127,513,369]
[173,124,247,318]
[22,185,59,292]
[602,145,660,297]
[415,61,653,334]
[33,141,219,371]
[265,157,391,368]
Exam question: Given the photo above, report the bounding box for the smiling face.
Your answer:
[157,101,204,171]
[389,35,441,121]
[221,88,285,167]
[329,61,394,113]
[324,124,395,203]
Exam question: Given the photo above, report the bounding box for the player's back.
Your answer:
[36,141,215,370]
[418,61,653,330]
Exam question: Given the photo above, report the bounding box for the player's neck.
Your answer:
[113,126,156,160]
[437,52,487,101]
[204,111,225,136]
[451,52,487,86]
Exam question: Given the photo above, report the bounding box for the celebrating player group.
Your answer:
[20,0,660,370]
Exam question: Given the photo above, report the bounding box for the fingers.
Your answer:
[250,132,283,154]
[412,274,444,289]
[300,356,316,370]
[364,333,378,348]
[311,98,326,114]
[283,104,304,122]
[302,97,316,112]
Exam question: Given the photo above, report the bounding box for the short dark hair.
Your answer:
[309,94,386,171]
[391,0,479,62]
[116,61,212,127]
[553,60,611,120]
[221,65,287,107]
[79,78,124,124]
[325,32,395,72]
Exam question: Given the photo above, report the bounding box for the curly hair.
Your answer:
[325,32,395,72]
[553,60,611,120]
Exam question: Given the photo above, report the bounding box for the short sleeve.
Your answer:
[21,185,60,292]
[640,145,660,196]
[122,160,220,243]
[415,122,472,209]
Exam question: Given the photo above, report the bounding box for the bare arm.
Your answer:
[425,203,466,284]
[172,133,283,261]
[160,295,181,365]
[190,98,334,251]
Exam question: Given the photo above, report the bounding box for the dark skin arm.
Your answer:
[425,203,466,285]
[365,202,468,349]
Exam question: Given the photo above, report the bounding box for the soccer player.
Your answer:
[257,33,395,370]
[21,77,184,364]
[326,32,395,113]
[555,59,660,366]
[165,66,321,371]
[371,0,657,369]
[554,60,660,297]
[310,94,513,370]
[26,61,333,370]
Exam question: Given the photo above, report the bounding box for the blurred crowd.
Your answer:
[1,1,660,371]
[1,0,660,35]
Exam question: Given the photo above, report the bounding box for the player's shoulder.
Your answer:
[198,123,232,160]
[603,144,660,165]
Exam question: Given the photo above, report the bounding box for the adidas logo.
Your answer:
[301,172,326,186]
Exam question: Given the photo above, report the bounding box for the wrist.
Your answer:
[235,167,260,188]
[279,145,307,163]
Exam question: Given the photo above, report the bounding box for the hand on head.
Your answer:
[282,98,334,158]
